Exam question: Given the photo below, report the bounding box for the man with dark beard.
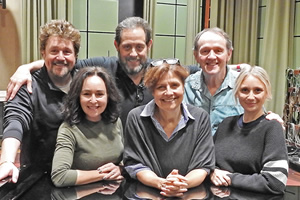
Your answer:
[6,17,154,128]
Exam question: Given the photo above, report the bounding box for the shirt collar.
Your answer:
[42,65,75,92]
[223,66,238,89]
[140,99,195,121]
[192,65,237,91]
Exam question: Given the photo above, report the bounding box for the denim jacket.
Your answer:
[184,66,244,135]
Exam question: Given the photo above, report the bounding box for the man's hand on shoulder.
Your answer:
[6,65,32,101]
[266,111,285,130]
[6,60,44,101]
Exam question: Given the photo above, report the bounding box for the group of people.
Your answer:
[0,16,288,197]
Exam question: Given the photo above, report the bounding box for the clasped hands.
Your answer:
[160,169,188,197]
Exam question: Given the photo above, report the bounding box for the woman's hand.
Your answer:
[97,162,123,181]
[97,180,122,195]
[160,169,188,197]
[210,185,231,198]
[210,169,232,186]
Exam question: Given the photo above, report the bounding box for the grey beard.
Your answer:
[119,60,146,76]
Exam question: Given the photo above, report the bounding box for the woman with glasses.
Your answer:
[123,59,215,198]
[51,67,124,187]
[211,65,288,194]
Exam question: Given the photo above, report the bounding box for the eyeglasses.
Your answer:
[135,83,144,106]
[150,58,180,67]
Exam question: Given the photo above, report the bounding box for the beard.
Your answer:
[118,53,147,76]
[48,60,73,80]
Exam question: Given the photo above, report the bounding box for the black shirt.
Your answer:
[3,66,71,170]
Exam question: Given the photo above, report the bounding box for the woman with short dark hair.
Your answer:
[123,59,215,197]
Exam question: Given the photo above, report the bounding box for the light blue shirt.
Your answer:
[184,66,244,135]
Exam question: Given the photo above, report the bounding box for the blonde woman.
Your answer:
[211,65,288,194]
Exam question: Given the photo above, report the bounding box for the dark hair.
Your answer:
[39,19,81,58]
[144,63,189,93]
[115,17,152,45]
[193,27,233,52]
[63,67,121,125]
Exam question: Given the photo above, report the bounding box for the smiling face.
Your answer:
[237,75,268,117]
[194,32,232,78]
[80,75,108,122]
[114,27,152,75]
[152,72,184,113]
[42,36,76,83]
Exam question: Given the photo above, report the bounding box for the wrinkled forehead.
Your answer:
[44,36,74,51]
[120,28,147,43]
[157,70,185,85]
[197,31,227,48]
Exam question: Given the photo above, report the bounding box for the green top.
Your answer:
[51,118,123,187]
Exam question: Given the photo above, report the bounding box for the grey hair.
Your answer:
[115,17,152,45]
[193,27,233,52]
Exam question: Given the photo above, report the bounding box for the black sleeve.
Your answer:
[186,65,200,74]
[75,56,119,71]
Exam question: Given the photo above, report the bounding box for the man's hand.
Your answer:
[6,64,33,101]
[266,111,285,130]
[228,63,250,72]
[0,161,19,183]
[6,60,44,101]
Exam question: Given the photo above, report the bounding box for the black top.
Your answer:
[3,66,72,170]
[214,114,288,194]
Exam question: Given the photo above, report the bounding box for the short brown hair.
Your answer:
[144,63,189,93]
